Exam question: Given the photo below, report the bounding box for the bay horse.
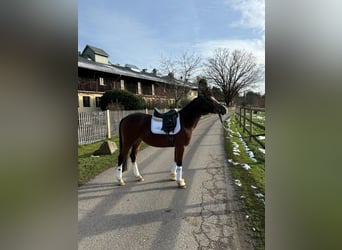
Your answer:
[116,94,226,188]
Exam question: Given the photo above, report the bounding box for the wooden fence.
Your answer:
[78,109,151,145]
[235,106,265,148]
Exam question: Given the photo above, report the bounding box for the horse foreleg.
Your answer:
[170,162,177,181]
[130,141,144,182]
[174,146,186,188]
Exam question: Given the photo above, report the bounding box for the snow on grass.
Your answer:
[241,163,251,170]
[257,135,265,140]
[227,159,239,165]
[258,148,265,154]
[235,132,257,162]
[234,179,242,187]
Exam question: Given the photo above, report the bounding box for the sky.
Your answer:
[78,0,265,94]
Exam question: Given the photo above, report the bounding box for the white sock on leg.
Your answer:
[176,166,183,181]
[171,162,177,174]
[132,162,141,177]
[116,165,123,180]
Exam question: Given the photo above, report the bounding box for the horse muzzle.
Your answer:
[216,105,226,115]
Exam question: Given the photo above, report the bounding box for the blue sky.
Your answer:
[78,0,265,94]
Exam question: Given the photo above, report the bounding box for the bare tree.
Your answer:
[159,55,177,76]
[160,50,201,107]
[205,48,261,106]
[177,50,201,83]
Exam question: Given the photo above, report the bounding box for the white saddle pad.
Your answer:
[151,114,181,135]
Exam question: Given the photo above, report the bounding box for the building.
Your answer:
[78,45,198,111]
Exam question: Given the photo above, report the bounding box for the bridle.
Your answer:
[200,96,231,131]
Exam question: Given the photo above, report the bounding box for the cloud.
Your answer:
[228,0,265,32]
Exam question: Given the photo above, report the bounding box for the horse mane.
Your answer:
[179,96,206,128]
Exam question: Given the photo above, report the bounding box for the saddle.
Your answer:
[153,108,178,134]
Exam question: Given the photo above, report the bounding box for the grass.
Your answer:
[78,137,120,186]
[78,137,149,186]
[224,114,265,250]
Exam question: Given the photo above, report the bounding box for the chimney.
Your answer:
[152,68,157,76]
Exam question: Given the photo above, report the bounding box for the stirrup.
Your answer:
[117,179,125,186]
[170,173,177,181]
[136,175,144,182]
[177,178,186,189]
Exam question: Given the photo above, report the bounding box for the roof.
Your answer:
[78,56,169,83]
[78,56,198,89]
[82,45,109,57]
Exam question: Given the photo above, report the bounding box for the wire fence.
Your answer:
[78,109,151,145]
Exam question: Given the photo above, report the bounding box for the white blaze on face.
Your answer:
[210,96,220,105]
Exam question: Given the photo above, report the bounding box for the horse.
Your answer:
[115,94,227,188]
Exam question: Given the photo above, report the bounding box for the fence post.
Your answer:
[239,106,242,127]
[106,110,111,139]
[243,108,246,133]
[249,108,253,141]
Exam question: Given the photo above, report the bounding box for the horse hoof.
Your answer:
[136,175,144,182]
[177,179,186,189]
[118,179,125,186]
[170,173,177,181]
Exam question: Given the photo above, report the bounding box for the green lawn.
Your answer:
[224,115,265,249]
[78,137,148,186]
[78,137,120,186]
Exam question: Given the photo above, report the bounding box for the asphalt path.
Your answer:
[78,114,250,249]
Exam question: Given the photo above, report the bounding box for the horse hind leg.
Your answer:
[130,140,144,182]
[116,142,131,186]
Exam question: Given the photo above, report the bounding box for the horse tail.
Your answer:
[118,118,128,172]
[118,118,123,153]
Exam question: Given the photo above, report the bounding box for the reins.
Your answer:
[218,113,231,132]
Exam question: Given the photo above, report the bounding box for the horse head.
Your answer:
[200,95,227,116]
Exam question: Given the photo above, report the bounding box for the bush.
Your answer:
[100,89,146,110]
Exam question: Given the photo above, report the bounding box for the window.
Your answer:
[95,97,101,107]
[99,77,104,85]
[83,96,90,107]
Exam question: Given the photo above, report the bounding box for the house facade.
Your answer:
[78,45,198,111]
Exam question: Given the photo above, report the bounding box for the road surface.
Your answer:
[78,114,251,249]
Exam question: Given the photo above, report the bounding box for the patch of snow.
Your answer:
[234,179,242,187]
[256,115,265,120]
[255,193,264,198]
[258,148,265,154]
[247,150,257,162]
[241,163,251,170]
[257,135,265,140]
[227,159,239,165]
